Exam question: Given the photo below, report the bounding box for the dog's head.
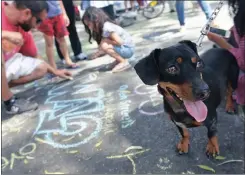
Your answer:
[134,40,210,122]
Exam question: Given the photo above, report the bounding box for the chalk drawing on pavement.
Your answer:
[135,84,164,115]
[103,92,117,135]
[134,84,157,95]
[156,157,173,171]
[33,73,104,149]
[138,100,164,115]
[2,118,29,137]
[44,170,65,174]
[106,146,150,174]
[118,85,135,129]
[2,142,37,170]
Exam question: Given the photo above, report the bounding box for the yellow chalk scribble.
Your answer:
[95,140,103,148]
[35,137,50,144]
[26,156,34,159]
[62,136,75,142]
[10,153,24,170]
[19,143,36,155]
[124,146,143,153]
[2,143,37,170]
[127,155,136,174]
[24,159,28,164]
[53,132,59,136]
[106,146,150,174]
[67,150,79,154]
[107,149,150,159]
[104,130,115,135]
[44,170,65,174]
[1,157,9,170]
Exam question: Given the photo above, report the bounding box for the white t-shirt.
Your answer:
[90,1,114,8]
[102,21,134,48]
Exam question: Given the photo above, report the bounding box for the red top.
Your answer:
[1,2,37,62]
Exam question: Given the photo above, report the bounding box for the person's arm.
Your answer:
[109,32,123,46]
[207,32,245,70]
[2,31,24,48]
[17,32,73,79]
[207,32,233,50]
[58,0,70,26]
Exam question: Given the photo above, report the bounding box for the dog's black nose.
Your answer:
[195,89,210,101]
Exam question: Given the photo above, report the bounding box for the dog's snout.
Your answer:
[192,78,210,101]
[195,89,210,100]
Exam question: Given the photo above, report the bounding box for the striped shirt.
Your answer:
[229,26,245,105]
[229,26,245,71]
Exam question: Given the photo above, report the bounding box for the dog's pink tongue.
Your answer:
[183,100,208,122]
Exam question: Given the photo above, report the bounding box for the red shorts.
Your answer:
[38,14,69,38]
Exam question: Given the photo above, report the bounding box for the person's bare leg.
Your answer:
[100,39,126,63]
[56,37,75,66]
[2,54,13,101]
[44,34,57,69]
[9,62,47,87]
[125,0,128,12]
[130,0,135,11]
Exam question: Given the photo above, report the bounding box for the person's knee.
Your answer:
[34,62,48,78]
[100,39,111,51]
[45,36,54,47]
[56,37,66,44]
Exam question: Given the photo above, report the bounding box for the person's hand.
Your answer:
[63,14,70,27]
[207,31,233,50]
[207,32,221,43]
[54,69,73,79]
[3,31,24,46]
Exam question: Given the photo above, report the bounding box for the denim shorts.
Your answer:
[113,45,134,59]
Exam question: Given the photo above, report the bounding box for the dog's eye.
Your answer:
[166,65,179,75]
[191,57,197,63]
[176,57,183,64]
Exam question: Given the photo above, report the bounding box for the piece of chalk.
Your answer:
[67,77,73,80]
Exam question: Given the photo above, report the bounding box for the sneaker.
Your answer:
[5,97,38,115]
[75,53,88,60]
[179,26,186,33]
[170,9,175,13]
[112,61,131,73]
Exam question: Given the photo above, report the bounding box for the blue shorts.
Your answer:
[113,45,134,59]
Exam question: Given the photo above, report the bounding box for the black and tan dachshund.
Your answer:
[134,40,239,157]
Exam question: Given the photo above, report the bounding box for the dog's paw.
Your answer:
[177,137,190,154]
[206,136,220,158]
[225,106,235,114]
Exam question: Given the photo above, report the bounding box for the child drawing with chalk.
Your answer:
[82,7,135,73]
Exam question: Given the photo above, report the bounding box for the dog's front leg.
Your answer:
[225,82,235,114]
[204,117,220,157]
[176,125,190,154]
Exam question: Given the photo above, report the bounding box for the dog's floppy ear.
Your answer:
[179,40,198,54]
[134,49,161,85]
